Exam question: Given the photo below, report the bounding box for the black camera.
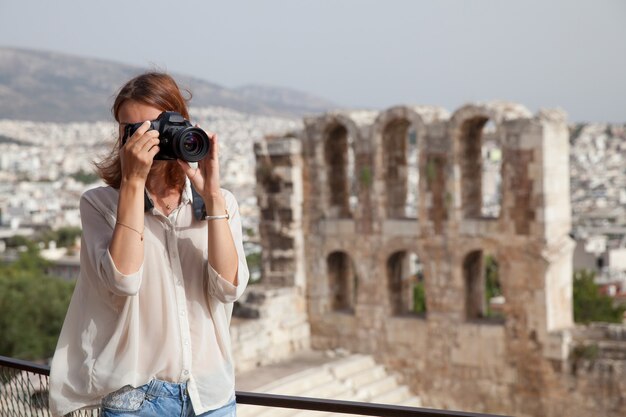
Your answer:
[122,111,210,162]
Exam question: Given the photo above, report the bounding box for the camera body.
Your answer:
[122,111,210,162]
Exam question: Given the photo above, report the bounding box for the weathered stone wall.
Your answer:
[254,138,305,288]
[231,285,310,373]
[253,102,626,417]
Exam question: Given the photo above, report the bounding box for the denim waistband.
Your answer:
[144,379,189,398]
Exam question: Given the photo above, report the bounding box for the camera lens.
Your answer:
[183,133,201,153]
[175,128,209,162]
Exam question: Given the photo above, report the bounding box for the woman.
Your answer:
[49,72,249,417]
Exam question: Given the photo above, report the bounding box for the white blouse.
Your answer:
[49,182,249,417]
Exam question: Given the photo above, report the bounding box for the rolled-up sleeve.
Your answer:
[100,249,143,296]
[80,191,144,297]
[206,190,249,303]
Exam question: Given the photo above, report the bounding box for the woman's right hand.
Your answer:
[120,121,161,184]
[111,121,158,275]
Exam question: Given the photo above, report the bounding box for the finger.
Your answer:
[126,131,158,156]
[127,121,152,144]
[177,160,203,185]
[209,134,219,159]
[177,159,190,171]
[197,157,206,172]
[133,120,150,138]
[123,123,154,152]
[195,125,217,157]
[146,144,160,158]
[176,159,194,177]
[138,136,161,153]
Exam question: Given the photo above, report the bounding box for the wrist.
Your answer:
[120,177,145,191]
[203,193,227,216]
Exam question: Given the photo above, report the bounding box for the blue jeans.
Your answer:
[101,379,236,417]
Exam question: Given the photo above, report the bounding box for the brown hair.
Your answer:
[95,71,191,189]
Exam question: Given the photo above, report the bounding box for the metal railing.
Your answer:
[0,355,510,417]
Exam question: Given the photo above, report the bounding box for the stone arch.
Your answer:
[450,102,532,130]
[450,103,531,220]
[463,248,506,321]
[372,106,428,219]
[327,250,357,313]
[464,249,485,320]
[318,115,361,218]
[387,250,426,316]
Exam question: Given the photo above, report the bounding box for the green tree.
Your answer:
[484,255,504,318]
[246,251,261,283]
[5,234,31,249]
[0,247,74,360]
[70,169,99,184]
[413,280,427,314]
[573,269,625,324]
[41,226,82,248]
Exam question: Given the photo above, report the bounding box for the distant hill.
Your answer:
[0,47,336,122]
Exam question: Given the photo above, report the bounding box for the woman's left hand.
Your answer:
[179,127,238,284]
[177,128,226,212]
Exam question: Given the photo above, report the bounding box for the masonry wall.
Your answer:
[231,285,310,373]
[254,102,626,417]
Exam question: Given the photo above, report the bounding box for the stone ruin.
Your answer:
[248,102,626,417]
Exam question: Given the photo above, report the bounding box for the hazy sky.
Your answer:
[1,0,625,122]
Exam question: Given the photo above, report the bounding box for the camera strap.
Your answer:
[190,185,207,221]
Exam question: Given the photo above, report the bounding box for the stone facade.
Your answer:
[253,102,626,417]
[231,285,310,373]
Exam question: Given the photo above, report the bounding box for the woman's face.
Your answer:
[117,100,162,141]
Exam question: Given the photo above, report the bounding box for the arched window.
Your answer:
[383,120,419,219]
[481,121,502,218]
[325,125,356,218]
[464,250,485,320]
[464,250,505,321]
[387,251,425,316]
[406,127,420,218]
[459,117,501,219]
[327,251,357,313]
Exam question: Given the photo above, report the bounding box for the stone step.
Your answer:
[356,375,399,400]
[236,369,335,417]
[299,380,350,399]
[236,353,421,416]
[262,367,335,396]
[401,395,423,408]
[237,403,272,417]
[372,385,412,405]
[327,354,377,380]
[239,380,353,417]
[338,364,387,388]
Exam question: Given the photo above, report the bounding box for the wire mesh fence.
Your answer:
[0,359,98,417]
